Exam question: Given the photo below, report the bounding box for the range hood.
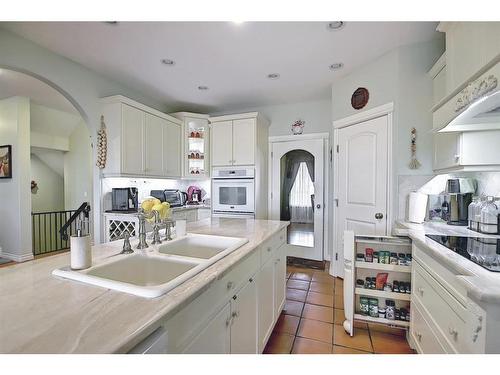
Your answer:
[434,60,500,132]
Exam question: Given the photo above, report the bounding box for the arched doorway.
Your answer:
[270,137,326,262]
[0,68,93,262]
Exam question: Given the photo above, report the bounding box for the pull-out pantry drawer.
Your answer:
[411,301,447,354]
[413,260,467,352]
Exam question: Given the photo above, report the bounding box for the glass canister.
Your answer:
[468,196,479,231]
[480,196,500,234]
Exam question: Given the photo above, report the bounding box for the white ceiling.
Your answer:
[0,68,79,114]
[2,22,440,112]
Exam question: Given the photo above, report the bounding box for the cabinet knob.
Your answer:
[416,332,422,342]
[448,327,458,339]
[227,281,234,290]
[417,287,424,296]
[267,247,272,252]
[375,213,384,220]
[232,295,237,300]
[249,277,254,283]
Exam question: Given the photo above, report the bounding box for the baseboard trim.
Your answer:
[0,250,34,262]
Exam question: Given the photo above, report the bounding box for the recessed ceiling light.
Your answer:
[329,62,344,70]
[327,21,345,31]
[267,73,280,79]
[198,86,209,90]
[161,59,175,66]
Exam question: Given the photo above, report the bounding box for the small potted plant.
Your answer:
[291,119,305,135]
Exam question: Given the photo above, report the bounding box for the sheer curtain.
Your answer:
[289,162,314,223]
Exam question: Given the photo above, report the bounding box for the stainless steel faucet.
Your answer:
[120,231,134,254]
[136,208,154,249]
[151,211,162,245]
[163,219,176,241]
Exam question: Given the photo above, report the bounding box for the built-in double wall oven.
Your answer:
[212,167,255,218]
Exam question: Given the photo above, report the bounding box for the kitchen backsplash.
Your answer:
[101,177,211,211]
[398,172,500,220]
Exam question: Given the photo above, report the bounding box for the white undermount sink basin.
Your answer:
[52,233,248,298]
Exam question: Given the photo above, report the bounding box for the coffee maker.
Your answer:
[445,178,475,226]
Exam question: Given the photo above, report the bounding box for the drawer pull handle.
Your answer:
[416,332,422,342]
[449,327,458,339]
[227,281,234,290]
[232,311,239,318]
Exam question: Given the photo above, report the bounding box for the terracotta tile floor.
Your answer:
[264,265,415,354]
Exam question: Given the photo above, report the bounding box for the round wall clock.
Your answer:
[351,87,369,110]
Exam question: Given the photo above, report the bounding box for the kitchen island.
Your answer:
[394,220,500,353]
[0,218,288,354]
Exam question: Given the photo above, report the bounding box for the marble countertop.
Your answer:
[394,220,500,305]
[0,218,288,354]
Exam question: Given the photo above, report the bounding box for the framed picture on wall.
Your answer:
[0,145,12,179]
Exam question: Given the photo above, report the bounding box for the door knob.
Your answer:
[375,213,384,219]
[316,204,321,209]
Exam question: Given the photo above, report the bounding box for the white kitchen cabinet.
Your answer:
[101,95,182,178]
[232,118,256,165]
[438,22,500,96]
[428,53,447,106]
[410,243,487,353]
[433,131,500,172]
[210,112,268,167]
[258,256,275,352]
[144,113,165,176]
[183,302,231,354]
[121,104,144,175]
[273,245,286,318]
[230,275,258,354]
[343,231,412,336]
[163,119,181,177]
[211,120,233,166]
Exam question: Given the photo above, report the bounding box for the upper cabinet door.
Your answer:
[121,104,144,175]
[163,120,181,177]
[232,118,255,165]
[211,120,233,166]
[144,113,165,176]
[433,132,461,171]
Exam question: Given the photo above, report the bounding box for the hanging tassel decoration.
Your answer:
[96,115,108,169]
[408,127,421,169]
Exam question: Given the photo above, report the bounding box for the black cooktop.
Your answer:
[426,235,500,272]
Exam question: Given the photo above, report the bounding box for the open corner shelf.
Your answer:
[355,261,411,273]
[355,287,411,301]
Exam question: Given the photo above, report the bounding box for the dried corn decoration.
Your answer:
[408,127,421,169]
[96,115,107,169]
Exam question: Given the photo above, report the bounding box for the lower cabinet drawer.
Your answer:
[411,302,447,354]
[260,229,286,266]
[413,260,466,352]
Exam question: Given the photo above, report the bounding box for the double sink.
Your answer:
[52,234,248,298]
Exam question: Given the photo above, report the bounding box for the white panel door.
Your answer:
[183,302,231,354]
[257,257,275,353]
[232,118,255,165]
[211,120,233,166]
[144,113,164,176]
[230,276,258,354]
[163,119,181,177]
[336,115,388,277]
[121,104,144,175]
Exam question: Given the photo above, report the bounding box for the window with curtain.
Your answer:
[289,162,314,223]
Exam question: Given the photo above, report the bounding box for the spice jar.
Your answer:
[370,277,377,289]
[385,299,395,320]
[364,277,371,289]
[398,253,406,265]
[405,254,412,266]
[365,248,374,263]
[384,283,392,292]
[390,252,398,265]
[369,298,379,318]
[356,253,365,262]
[378,307,386,319]
[373,251,379,263]
[395,308,401,321]
[360,297,369,315]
